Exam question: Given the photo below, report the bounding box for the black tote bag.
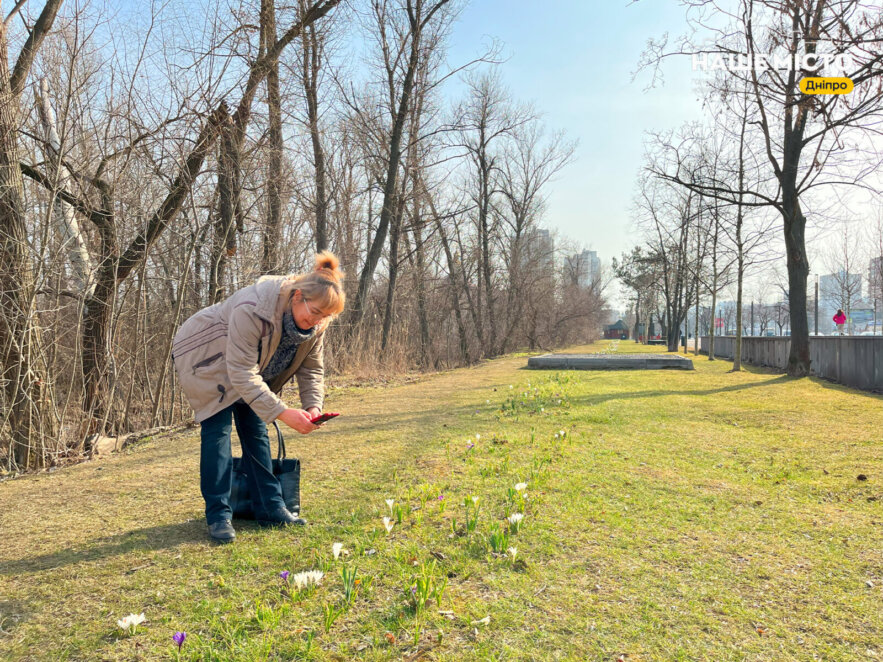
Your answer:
[230,421,301,519]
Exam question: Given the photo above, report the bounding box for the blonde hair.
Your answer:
[291,251,346,316]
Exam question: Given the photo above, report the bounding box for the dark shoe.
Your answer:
[208,519,236,543]
[259,507,306,527]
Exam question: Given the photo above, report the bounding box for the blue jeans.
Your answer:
[200,401,286,524]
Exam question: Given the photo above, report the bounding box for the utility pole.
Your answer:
[814,276,819,336]
[750,300,754,336]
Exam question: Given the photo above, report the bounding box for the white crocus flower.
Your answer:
[507,513,524,526]
[471,495,480,506]
[382,516,394,533]
[385,499,395,514]
[475,433,481,441]
[291,570,324,590]
[117,613,146,632]
[507,546,518,561]
[332,542,344,560]
[559,429,566,437]
[514,482,528,492]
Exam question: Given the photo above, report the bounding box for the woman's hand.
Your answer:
[306,407,321,421]
[277,408,319,434]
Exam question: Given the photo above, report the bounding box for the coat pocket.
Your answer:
[192,352,224,374]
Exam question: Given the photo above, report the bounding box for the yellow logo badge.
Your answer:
[800,77,854,95]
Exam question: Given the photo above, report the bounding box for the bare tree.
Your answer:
[208,0,343,302]
[495,120,575,354]
[346,0,454,329]
[637,155,703,352]
[1,0,64,469]
[614,246,662,343]
[642,0,883,375]
[453,69,532,357]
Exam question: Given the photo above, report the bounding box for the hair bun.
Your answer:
[314,250,344,282]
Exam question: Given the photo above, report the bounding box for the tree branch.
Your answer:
[9,0,62,99]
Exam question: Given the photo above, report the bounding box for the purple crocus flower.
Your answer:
[172,631,186,650]
[279,570,290,581]
[466,442,474,451]
[410,585,417,594]
[438,494,444,501]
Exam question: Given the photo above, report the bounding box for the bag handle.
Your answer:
[272,420,286,461]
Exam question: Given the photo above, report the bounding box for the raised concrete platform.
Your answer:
[527,353,694,370]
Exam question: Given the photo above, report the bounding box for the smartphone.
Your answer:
[310,412,340,425]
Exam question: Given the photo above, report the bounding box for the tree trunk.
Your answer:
[634,294,641,343]
[35,78,94,294]
[478,144,496,356]
[427,189,469,364]
[783,189,810,376]
[731,102,749,372]
[82,265,119,434]
[408,201,431,367]
[261,0,284,274]
[733,252,744,371]
[380,192,405,354]
[209,118,241,304]
[301,18,328,253]
[0,14,56,469]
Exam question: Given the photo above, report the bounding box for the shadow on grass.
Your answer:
[0,520,211,576]
[812,375,883,399]
[561,374,795,407]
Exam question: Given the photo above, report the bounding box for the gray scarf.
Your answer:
[260,310,315,383]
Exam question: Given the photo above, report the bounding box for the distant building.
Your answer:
[869,256,883,303]
[603,319,630,340]
[571,249,600,288]
[521,228,554,272]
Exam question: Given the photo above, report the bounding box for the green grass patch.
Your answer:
[1,341,881,660]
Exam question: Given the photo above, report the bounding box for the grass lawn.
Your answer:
[0,341,881,661]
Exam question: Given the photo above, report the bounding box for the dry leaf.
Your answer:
[470,615,491,626]
[384,632,396,645]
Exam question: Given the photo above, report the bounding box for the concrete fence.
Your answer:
[699,335,883,392]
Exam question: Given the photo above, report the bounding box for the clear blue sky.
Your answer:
[446,0,706,305]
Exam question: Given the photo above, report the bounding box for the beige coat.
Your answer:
[172,275,326,424]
